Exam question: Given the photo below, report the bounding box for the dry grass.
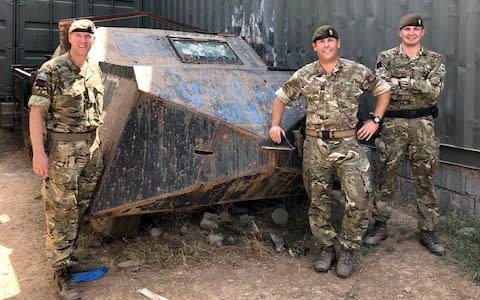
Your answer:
[241,234,275,259]
[439,211,480,283]
[75,196,319,274]
[77,214,278,274]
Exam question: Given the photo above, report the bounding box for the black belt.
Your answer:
[384,105,438,119]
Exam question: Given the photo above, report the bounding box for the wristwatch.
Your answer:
[371,115,382,124]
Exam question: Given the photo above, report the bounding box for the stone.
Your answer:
[206,234,224,246]
[269,233,286,252]
[149,227,162,238]
[118,260,143,268]
[200,212,220,230]
[271,208,289,226]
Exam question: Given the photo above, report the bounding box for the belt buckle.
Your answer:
[321,131,330,139]
[408,110,417,118]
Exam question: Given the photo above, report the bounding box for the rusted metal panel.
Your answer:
[98,64,140,163]
[88,27,306,217]
[92,91,303,217]
[103,169,304,217]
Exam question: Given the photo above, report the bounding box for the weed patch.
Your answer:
[439,211,480,283]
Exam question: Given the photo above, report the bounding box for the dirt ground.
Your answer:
[1,127,479,300]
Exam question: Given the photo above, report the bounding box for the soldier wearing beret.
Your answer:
[364,14,447,256]
[269,25,391,278]
[29,19,103,299]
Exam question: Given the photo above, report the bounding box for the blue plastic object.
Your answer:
[72,266,108,282]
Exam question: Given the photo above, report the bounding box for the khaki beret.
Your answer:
[399,14,424,29]
[69,19,96,34]
[312,25,338,42]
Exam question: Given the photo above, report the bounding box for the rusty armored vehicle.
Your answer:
[12,15,307,235]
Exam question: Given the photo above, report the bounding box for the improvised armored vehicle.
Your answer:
[13,15,307,235]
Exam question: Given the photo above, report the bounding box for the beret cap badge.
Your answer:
[311,25,339,42]
[399,13,424,29]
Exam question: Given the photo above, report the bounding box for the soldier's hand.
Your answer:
[269,125,284,144]
[390,78,399,87]
[357,120,379,141]
[32,152,49,177]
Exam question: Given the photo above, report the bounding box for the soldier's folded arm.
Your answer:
[403,58,446,97]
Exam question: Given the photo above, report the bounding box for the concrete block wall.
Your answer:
[433,164,479,218]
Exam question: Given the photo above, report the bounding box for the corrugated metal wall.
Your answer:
[0,1,14,97]
[14,0,143,67]
[151,0,480,153]
[2,0,480,153]
[0,0,143,97]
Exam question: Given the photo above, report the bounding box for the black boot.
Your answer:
[336,248,354,278]
[363,221,387,246]
[419,230,446,256]
[313,246,336,272]
[54,268,81,300]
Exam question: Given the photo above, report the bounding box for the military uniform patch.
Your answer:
[34,71,49,88]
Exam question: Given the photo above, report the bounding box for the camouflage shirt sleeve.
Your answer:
[375,52,392,86]
[407,55,446,98]
[364,64,390,96]
[28,60,54,110]
[275,69,304,105]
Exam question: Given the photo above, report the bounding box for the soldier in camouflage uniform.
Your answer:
[364,14,447,256]
[269,25,391,278]
[29,19,103,300]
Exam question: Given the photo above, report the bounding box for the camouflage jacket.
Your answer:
[28,52,104,133]
[375,45,445,110]
[276,58,389,131]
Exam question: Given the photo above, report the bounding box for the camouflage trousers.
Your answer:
[303,136,371,250]
[42,133,103,270]
[373,117,441,231]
